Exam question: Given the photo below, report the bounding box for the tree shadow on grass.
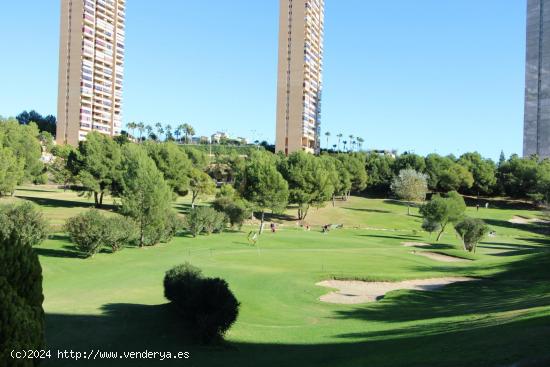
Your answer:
[46,303,194,354]
[16,195,116,211]
[483,218,550,236]
[342,207,392,214]
[476,237,550,257]
[35,247,82,259]
[262,212,296,222]
[462,196,538,210]
[43,300,550,367]
[359,234,427,243]
[16,187,61,193]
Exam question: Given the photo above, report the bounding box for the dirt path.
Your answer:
[317,277,475,304]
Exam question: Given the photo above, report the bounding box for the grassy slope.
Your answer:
[6,185,550,367]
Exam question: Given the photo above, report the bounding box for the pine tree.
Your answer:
[120,145,173,247]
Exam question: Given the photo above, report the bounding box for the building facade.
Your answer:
[524,0,550,158]
[57,0,126,146]
[276,0,324,155]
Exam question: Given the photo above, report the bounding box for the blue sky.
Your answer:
[0,1,525,159]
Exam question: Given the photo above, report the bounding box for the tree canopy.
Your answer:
[0,118,44,184]
[144,141,193,196]
[237,152,289,233]
[391,169,428,215]
[420,191,466,241]
[119,144,173,246]
[67,132,122,207]
[280,151,335,220]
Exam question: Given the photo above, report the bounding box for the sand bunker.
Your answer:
[508,216,548,225]
[317,277,474,304]
[412,251,470,262]
[401,242,430,247]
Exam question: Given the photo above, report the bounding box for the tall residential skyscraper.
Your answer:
[524,0,550,158]
[57,0,126,146]
[276,0,325,155]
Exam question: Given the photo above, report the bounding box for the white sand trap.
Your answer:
[508,216,549,225]
[412,251,470,263]
[401,242,430,247]
[317,277,474,304]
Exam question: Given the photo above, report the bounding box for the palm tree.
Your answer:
[174,126,182,142]
[187,125,196,144]
[343,140,348,151]
[145,125,153,140]
[336,133,343,151]
[348,135,354,151]
[176,124,185,143]
[356,137,364,151]
[181,123,191,144]
[324,131,331,150]
[137,122,145,142]
[165,124,172,141]
[332,144,337,151]
[155,123,163,140]
[127,121,137,139]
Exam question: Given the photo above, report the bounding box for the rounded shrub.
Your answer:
[184,207,227,237]
[65,210,105,257]
[191,277,240,342]
[160,211,185,243]
[65,211,138,257]
[163,262,203,306]
[164,263,240,343]
[212,197,250,229]
[102,215,139,252]
[0,202,48,247]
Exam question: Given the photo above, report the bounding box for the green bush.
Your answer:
[161,211,185,243]
[65,211,105,257]
[163,262,203,307]
[184,207,227,237]
[212,197,250,229]
[454,217,489,253]
[32,172,48,185]
[0,203,46,365]
[103,215,139,252]
[163,263,240,343]
[65,211,137,257]
[0,202,48,247]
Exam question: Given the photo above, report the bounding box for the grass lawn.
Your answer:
[6,185,550,366]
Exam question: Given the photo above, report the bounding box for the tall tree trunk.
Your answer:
[302,205,310,221]
[332,195,335,207]
[259,211,265,234]
[94,192,99,207]
[99,192,104,206]
[436,225,446,242]
[139,221,145,248]
[191,192,196,209]
[407,203,411,216]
